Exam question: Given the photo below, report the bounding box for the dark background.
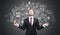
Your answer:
[0,0,60,35]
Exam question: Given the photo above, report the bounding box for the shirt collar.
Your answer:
[29,16,33,19]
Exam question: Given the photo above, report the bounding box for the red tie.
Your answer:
[30,18,32,25]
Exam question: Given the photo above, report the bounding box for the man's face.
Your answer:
[28,10,34,16]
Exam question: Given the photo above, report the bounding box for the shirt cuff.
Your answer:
[43,24,46,28]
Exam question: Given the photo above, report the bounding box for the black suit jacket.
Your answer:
[18,18,44,35]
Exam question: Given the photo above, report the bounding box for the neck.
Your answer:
[29,15,33,17]
[30,15,32,17]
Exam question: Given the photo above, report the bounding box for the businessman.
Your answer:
[13,9,49,35]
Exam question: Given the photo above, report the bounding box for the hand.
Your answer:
[13,20,19,27]
[43,22,49,28]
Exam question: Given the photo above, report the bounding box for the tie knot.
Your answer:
[30,18,32,19]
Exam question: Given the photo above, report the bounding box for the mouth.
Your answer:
[29,14,33,16]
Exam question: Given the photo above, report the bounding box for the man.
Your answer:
[14,9,49,35]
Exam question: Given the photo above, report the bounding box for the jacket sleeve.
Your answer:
[18,19,27,30]
[36,19,44,30]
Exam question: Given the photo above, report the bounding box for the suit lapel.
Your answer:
[33,18,35,26]
[27,18,31,26]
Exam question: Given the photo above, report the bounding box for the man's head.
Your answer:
[28,9,34,16]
